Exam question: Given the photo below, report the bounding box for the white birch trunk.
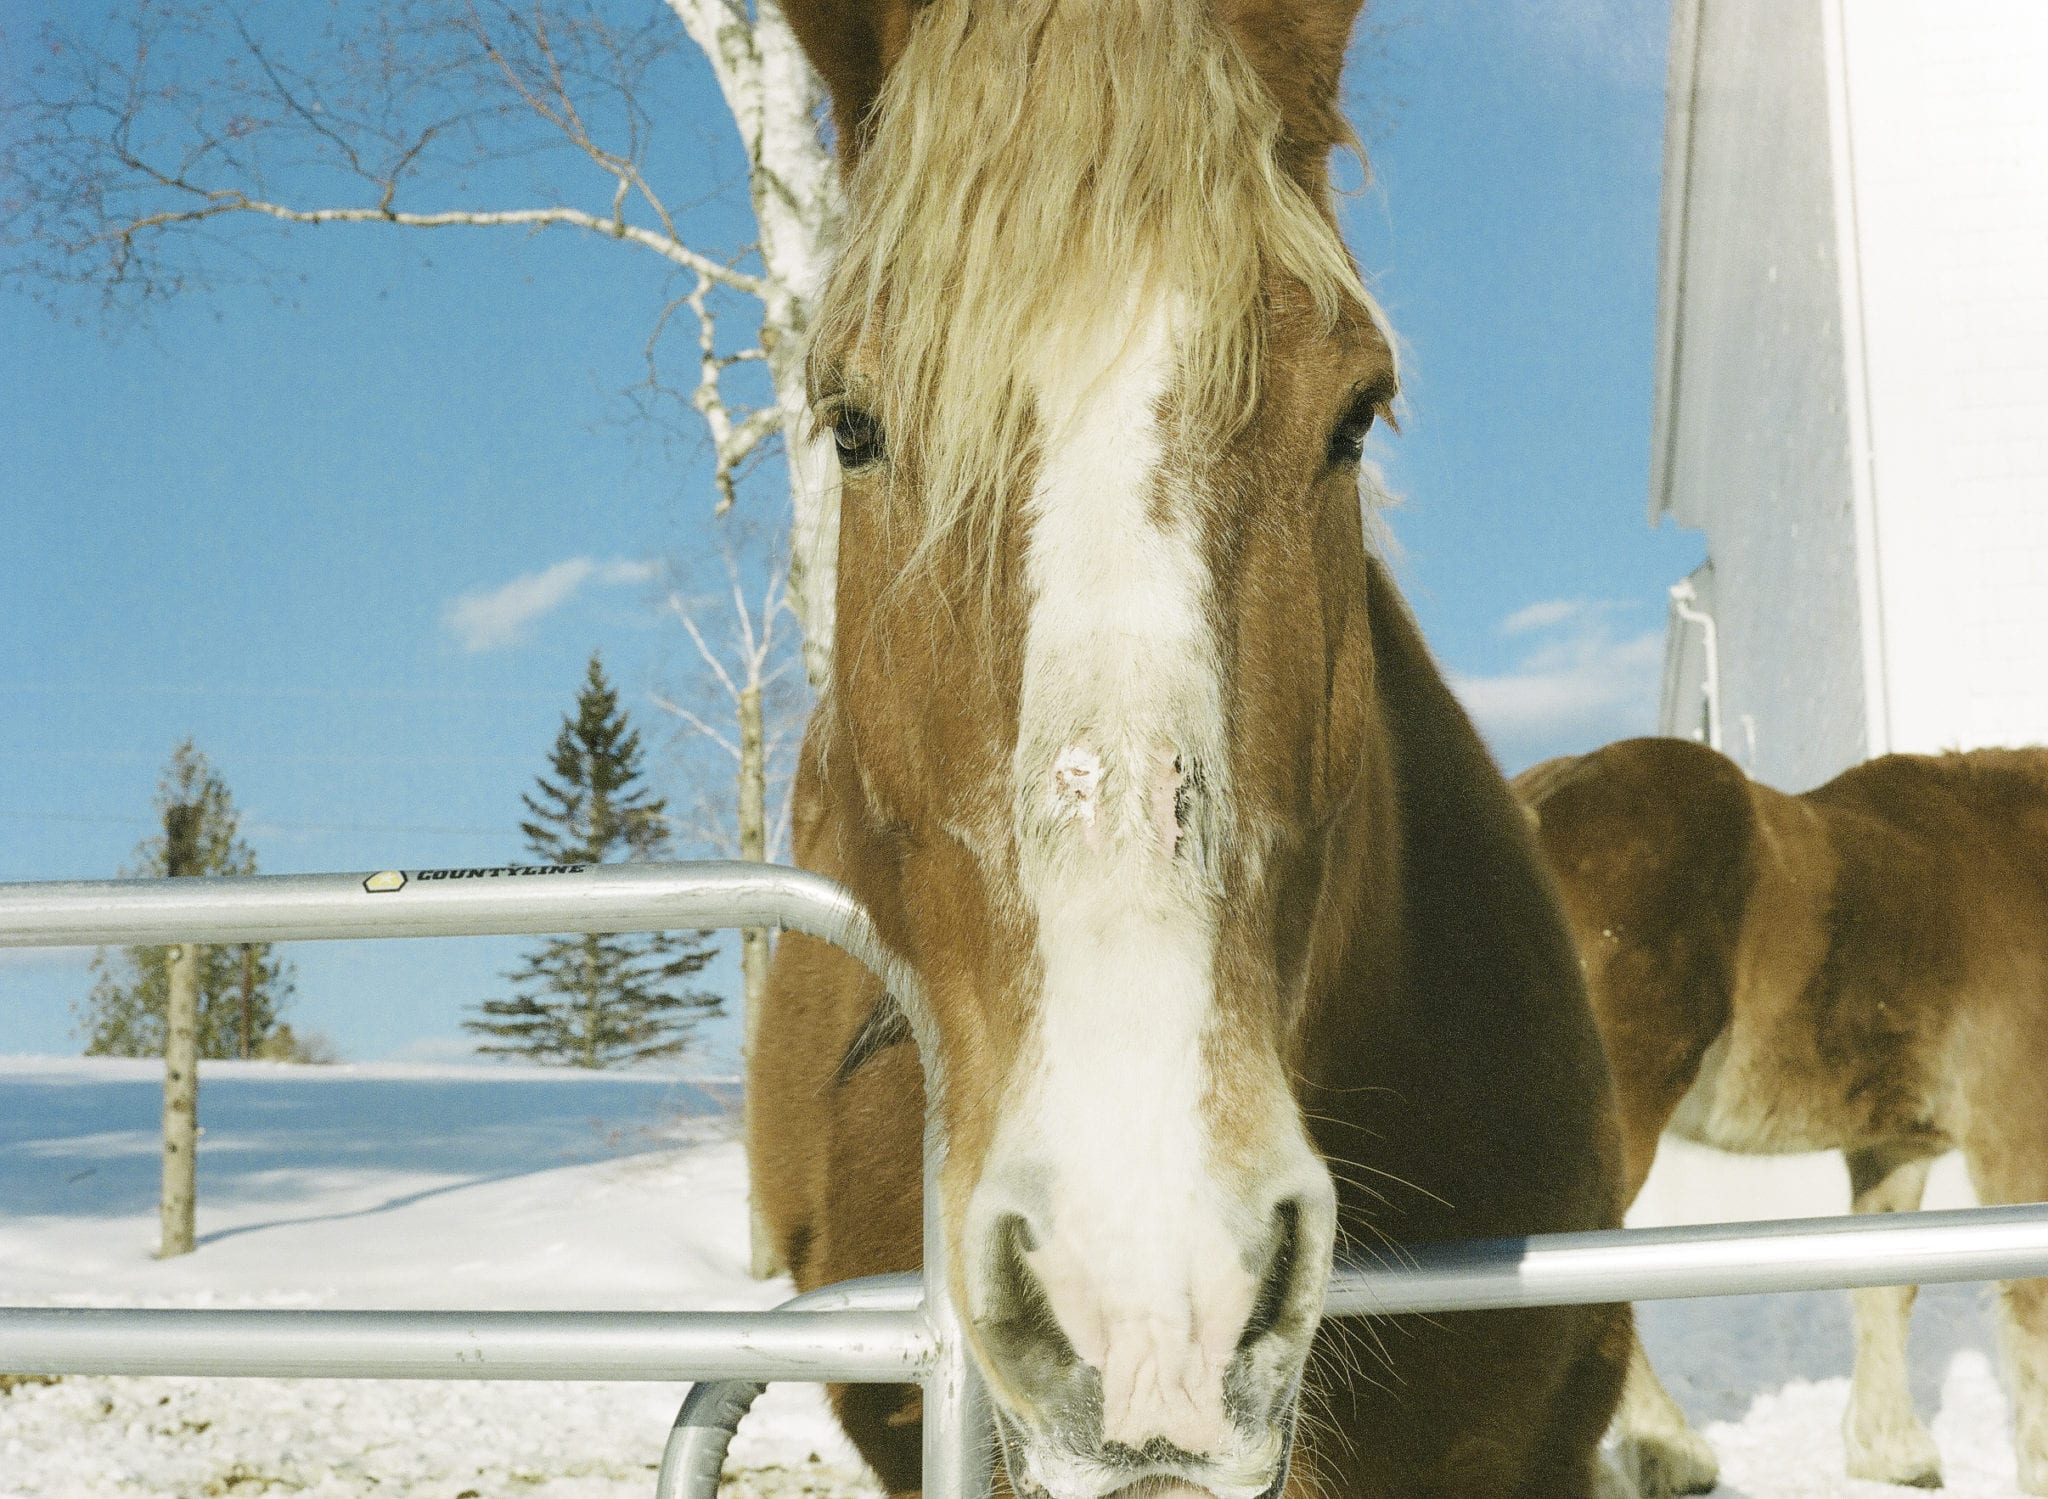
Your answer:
[661,0,844,1272]
[159,941,200,1258]
[736,681,783,1276]
[667,0,844,684]
[752,0,843,684]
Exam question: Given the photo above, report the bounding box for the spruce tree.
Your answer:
[465,653,720,1067]
[77,741,298,1059]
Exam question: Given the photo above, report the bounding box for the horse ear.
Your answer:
[784,0,1365,176]
[1215,0,1367,181]
[779,0,927,167]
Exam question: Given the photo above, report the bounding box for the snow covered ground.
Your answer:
[0,1056,873,1499]
[0,1056,2032,1497]
[1628,1141,2025,1498]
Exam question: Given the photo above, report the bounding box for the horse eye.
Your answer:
[1326,394,1378,468]
[832,406,887,471]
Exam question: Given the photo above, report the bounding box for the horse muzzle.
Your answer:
[993,1397,1299,1499]
[964,1169,1330,1499]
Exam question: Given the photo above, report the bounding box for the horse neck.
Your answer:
[1287,557,1606,1193]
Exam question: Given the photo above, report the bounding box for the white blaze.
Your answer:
[987,299,1251,1455]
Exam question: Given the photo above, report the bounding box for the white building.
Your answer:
[1652,0,2048,791]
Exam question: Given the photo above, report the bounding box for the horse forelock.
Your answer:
[809,0,1389,580]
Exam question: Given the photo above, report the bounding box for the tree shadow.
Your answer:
[1640,1282,1999,1429]
[192,1163,572,1248]
[1,1072,725,1218]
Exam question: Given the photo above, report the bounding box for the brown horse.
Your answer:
[748,2,1632,1495]
[1517,737,2048,1497]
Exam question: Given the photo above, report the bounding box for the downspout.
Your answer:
[1669,578,1723,753]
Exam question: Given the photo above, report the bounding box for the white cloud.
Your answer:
[1451,597,1666,773]
[443,556,658,652]
[1498,597,1644,638]
[599,558,662,587]
[1498,597,1603,636]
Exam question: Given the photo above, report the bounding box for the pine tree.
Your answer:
[76,741,299,1059]
[465,654,720,1067]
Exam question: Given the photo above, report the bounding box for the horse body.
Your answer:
[1518,737,2048,1495]
[749,2,1633,1494]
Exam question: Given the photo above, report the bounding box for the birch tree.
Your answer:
[3,0,845,679]
[654,535,805,1274]
[655,540,803,875]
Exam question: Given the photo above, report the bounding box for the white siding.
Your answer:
[1653,0,1869,790]
[1838,1,2048,755]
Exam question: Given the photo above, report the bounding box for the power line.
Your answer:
[0,811,507,837]
[1,751,532,769]
[0,681,563,704]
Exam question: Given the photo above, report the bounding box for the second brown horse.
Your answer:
[1520,738,2048,1497]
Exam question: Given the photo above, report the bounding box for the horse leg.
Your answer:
[1609,1122,1719,1498]
[1982,1275,2048,1496]
[1962,1120,2048,1495]
[1840,1143,1942,1487]
[1594,945,1732,1499]
[1511,1304,1641,1499]
[1607,1069,1720,1497]
[1614,1332,1718,1497]
[1984,1275,2048,1497]
[1596,1454,1644,1499]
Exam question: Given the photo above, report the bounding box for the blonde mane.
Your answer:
[810,0,1382,570]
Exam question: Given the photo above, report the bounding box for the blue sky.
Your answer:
[1,0,1703,1066]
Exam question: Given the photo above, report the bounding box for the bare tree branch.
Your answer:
[650,691,739,761]
[3,0,844,679]
[668,591,746,706]
[683,272,780,509]
[7,3,766,294]
[655,526,805,865]
[79,190,769,292]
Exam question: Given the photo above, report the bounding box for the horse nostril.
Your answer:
[977,1212,1082,1395]
[991,1210,1039,1297]
[1239,1197,1304,1352]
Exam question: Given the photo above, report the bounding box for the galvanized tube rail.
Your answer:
[6,861,2048,1499]
[0,861,951,1498]
[9,1203,2046,1384]
[655,1203,2048,1499]
[1323,1200,2048,1317]
[0,1306,934,1384]
[655,1277,925,1499]
[0,862,896,985]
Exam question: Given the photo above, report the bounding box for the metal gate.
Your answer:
[4,860,2047,1499]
